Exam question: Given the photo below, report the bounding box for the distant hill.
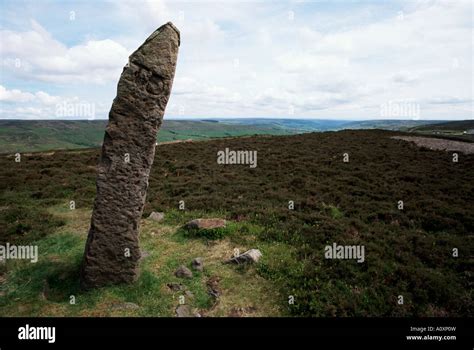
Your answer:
[340,119,442,131]
[214,118,448,132]
[0,119,297,153]
[1,118,470,153]
[409,119,474,131]
[219,118,350,131]
[407,120,474,142]
[0,120,107,154]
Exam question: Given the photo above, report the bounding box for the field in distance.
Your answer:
[407,120,474,142]
[1,118,468,154]
[0,119,298,153]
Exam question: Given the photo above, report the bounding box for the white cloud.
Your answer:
[115,0,226,41]
[114,0,170,31]
[35,91,61,105]
[0,85,35,103]
[181,19,226,42]
[0,85,107,119]
[1,85,61,105]
[0,0,472,120]
[231,0,473,118]
[1,20,130,84]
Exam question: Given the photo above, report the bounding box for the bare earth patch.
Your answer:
[391,136,474,154]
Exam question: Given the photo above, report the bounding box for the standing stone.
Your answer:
[80,22,180,289]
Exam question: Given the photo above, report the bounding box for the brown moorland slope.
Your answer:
[1,130,472,316]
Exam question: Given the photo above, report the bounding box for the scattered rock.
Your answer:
[80,22,180,289]
[111,302,140,311]
[225,249,262,264]
[167,282,185,291]
[185,218,226,230]
[185,290,194,299]
[175,265,193,279]
[175,304,201,317]
[206,276,221,299]
[176,304,192,317]
[148,212,165,222]
[191,257,204,272]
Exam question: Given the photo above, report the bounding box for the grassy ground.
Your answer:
[1,130,473,316]
[0,205,285,316]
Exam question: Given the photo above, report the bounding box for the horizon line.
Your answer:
[1,117,473,122]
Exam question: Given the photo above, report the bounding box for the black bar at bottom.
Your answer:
[0,317,471,347]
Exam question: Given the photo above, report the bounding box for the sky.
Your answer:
[0,0,472,120]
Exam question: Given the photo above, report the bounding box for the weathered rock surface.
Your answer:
[175,304,191,317]
[167,282,185,291]
[191,257,204,271]
[205,276,221,311]
[175,265,193,278]
[148,211,165,222]
[206,276,221,299]
[175,304,200,317]
[226,249,262,264]
[185,218,226,230]
[80,22,180,289]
